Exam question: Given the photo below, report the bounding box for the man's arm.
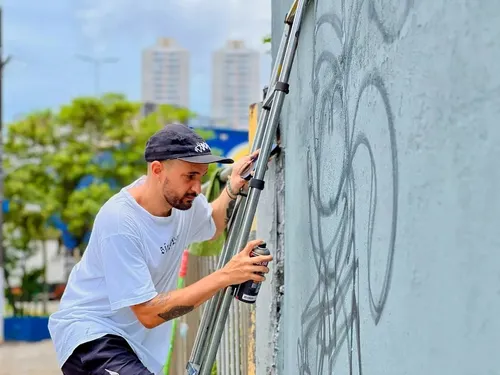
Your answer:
[130,269,228,329]
[209,150,259,240]
[130,238,272,329]
[210,183,237,240]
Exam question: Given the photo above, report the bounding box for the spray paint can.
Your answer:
[234,242,270,304]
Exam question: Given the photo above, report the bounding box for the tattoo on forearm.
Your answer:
[143,292,194,321]
[158,306,194,321]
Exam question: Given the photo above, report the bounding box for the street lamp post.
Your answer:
[75,54,119,95]
[0,3,11,344]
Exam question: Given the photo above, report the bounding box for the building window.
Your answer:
[154,52,164,62]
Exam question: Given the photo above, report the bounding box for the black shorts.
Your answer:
[62,334,154,375]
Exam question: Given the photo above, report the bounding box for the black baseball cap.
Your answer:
[144,123,234,164]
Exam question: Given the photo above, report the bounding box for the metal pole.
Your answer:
[75,54,119,95]
[0,3,4,344]
[0,4,11,344]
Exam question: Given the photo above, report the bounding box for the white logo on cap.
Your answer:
[194,142,211,153]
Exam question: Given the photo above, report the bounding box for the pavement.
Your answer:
[0,339,61,375]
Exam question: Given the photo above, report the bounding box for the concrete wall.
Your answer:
[257,0,500,374]
[254,145,286,375]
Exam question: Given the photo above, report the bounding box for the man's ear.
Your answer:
[149,161,164,177]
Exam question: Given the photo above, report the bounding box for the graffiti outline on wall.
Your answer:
[296,0,412,373]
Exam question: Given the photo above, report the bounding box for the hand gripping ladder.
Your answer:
[186,1,310,374]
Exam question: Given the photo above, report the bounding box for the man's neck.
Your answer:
[128,179,173,217]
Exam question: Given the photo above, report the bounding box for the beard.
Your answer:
[163,184,197,211]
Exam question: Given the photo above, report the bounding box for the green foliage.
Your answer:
[262,34,272,55]
[3,93,196,257]
[64,183,116,238]
[2,199,50,315]
[144,103,194,128]
[194,128,216,141]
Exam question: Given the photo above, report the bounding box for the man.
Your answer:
[48,123,273,375]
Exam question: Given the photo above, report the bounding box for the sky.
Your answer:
[2,0,272,123]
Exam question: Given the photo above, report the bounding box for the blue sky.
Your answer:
[2,0,272,123]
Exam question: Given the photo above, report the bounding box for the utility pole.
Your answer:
[0,3,11,344]
[75,54,119,95]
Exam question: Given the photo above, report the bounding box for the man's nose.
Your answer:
[192,181,202,195]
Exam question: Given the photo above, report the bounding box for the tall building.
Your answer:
[141,38,189,108]
[211,40,260,130]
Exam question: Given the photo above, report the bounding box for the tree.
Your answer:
[2,198,53,315]
[3,124,58,314]
[3,93,196,261]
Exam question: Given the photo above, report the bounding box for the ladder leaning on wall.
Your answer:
[185,0,311,374]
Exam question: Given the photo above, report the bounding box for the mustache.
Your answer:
[184,193,198,199]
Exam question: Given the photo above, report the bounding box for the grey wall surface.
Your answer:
[260,0,500,374]
[254,152,286,375]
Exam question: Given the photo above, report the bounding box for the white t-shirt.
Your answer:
[48,176,216,374]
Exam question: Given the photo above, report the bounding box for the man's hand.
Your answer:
[219,239,273,286]
[210,149,260,239]
[227,149,260,196]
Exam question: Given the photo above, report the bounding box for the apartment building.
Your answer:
[211,40,261,130]
[141,38,190,108]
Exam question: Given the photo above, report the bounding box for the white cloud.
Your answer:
[74,0,272,54]
[176,0,272,50]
